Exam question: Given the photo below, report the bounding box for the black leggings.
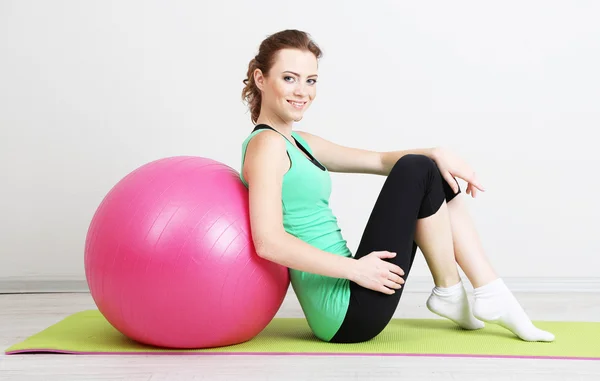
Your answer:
[330,154,461,343]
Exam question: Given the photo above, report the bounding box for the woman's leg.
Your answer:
[415,199,486,331]
[446,193,497,288]
[444,192,555,341]
[330,154,465,343]
[410,167,485,331]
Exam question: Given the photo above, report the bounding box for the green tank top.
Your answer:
[240,126,351,341]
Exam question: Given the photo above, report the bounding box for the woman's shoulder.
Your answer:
[244,128,287,152]
[241,129,290,185]
[242,129,289,165]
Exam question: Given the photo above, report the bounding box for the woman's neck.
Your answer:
[256,114,294,141]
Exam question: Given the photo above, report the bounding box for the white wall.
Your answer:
[1,0,599,288]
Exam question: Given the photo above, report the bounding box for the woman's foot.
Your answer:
[426,281,485,330]
[473,278,555,342]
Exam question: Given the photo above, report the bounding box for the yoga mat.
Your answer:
[5,310,600,360]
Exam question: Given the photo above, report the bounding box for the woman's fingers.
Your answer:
[467,183,477,198]
[381,269,404,290]
[443,172,460,193]
[469,172,485,192]
[448,170,486,196]
[384,279,402,290]
[380,284,396,295]
[388,272,404,285]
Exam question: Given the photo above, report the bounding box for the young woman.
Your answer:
[240,29,554,344]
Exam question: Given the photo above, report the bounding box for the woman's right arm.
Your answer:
[243,131,354,279]
[242,131,405,294]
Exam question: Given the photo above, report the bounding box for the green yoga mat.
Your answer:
[5,310,600,360]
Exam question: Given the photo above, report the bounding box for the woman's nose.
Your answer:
[294,84,308,97]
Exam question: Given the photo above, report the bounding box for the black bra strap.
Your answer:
[252,124,326,171]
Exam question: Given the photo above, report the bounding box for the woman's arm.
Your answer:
[296,131,435,176]
[243,131,357,279]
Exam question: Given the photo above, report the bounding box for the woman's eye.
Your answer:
[284,76,317,85]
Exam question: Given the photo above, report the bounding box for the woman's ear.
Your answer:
[254,68,265,91]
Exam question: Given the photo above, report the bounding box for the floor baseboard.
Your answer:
[405,276,600,293]
[1,276,599,294]
[0,278,90,294]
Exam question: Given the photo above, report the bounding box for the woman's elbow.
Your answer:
[252,234,280,260]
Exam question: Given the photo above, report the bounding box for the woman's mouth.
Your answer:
[287,100,306,109]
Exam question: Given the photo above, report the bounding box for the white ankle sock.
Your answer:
[473,278,555,342]
[426,281,485,330]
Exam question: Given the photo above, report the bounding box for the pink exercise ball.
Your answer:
[84,156,290,349]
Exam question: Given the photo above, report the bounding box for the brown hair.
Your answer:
[241,29,323,124]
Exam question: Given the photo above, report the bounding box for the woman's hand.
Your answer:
[350,251,405,294]
[431,147,485,198]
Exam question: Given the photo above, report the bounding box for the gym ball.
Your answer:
[84,156,290,349]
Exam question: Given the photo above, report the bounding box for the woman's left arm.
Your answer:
[296,131,434,176]
[297,131,485,197]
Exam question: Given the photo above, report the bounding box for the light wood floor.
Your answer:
[1,291,599,380]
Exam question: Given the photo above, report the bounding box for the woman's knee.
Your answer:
[389,154,438,179]
[394,155,461,201]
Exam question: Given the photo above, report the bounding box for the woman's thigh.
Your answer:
[330,154,459,343]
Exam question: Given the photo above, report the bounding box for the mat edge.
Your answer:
[5,348,600,361]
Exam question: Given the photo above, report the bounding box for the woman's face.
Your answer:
[255,48,318,123]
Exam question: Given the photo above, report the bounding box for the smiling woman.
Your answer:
[241,30,321,126]
[238,29,555,345]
